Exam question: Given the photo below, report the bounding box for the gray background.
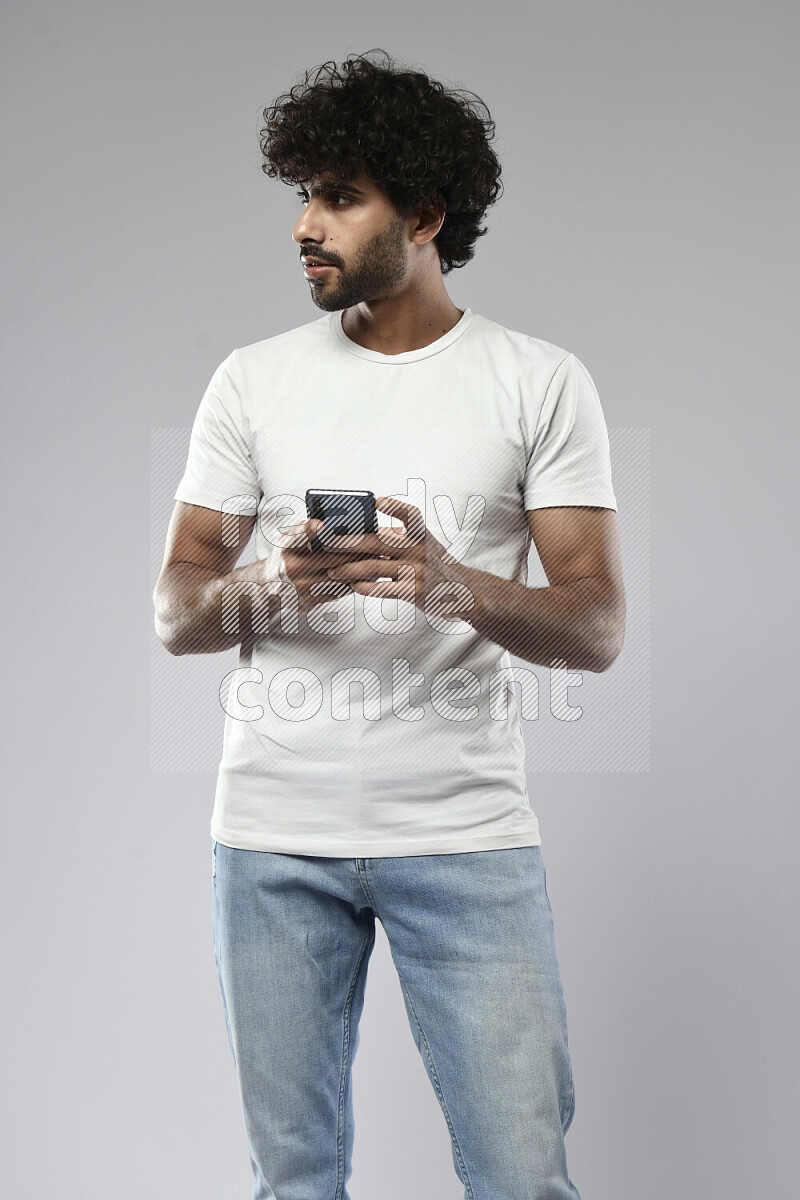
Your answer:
[2,2,797,1197]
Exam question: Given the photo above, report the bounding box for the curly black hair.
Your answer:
[259,49,503,276]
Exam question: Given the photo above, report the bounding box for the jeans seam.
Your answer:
[395,972,475,1200]
[354,858,381,917]
[334,925,373,1200]
[564,1073,576,1131]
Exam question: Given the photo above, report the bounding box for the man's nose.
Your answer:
[292,202,324,245]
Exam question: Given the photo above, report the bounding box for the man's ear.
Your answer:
[412,193,447,244]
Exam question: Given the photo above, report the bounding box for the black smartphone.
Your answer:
[305,488,378,552]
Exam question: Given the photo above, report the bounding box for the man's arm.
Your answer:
[324,500,626,673]
[153,501,264,656]
[153,501,379,655]
[453,506,626,673]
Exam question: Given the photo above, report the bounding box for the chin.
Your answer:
[309,290,347,313]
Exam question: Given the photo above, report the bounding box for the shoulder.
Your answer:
[230,314,331,377]
[468,312,573,378]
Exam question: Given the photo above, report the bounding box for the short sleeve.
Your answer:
[173,350,261,514]
[523,353,617,511]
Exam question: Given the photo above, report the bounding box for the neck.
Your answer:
[341,284,464,356]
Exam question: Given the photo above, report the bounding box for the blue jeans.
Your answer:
[211,841,582,1200]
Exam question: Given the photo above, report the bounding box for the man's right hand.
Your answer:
[153,503,390,655]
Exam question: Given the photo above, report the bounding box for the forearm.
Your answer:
[447,562,622,673]
[153,559,286,656]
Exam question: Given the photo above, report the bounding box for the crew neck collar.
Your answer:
[329,307,475,363]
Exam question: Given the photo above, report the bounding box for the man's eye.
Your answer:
[295,191,350,206]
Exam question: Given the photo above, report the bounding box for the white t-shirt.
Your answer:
[173,307,617,856]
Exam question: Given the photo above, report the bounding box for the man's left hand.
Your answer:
[322,496,476,622]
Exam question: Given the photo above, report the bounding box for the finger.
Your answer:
[326,557,398,581]
[375,525,407,548]
[303,518,325,554]
[275,522,307,550]
[306,578,353,600]
[374,497,425,544]
[375,496,420,519]
[280,521,324,552]
[286,549,377,573]
[376,495,408,512]
[351,577,416,602]
[320,530,401,556]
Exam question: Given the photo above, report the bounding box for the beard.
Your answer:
[304,211,409,311]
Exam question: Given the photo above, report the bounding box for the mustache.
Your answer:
[301,251,338,265]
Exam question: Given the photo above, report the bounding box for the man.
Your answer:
[154,49,625,1200]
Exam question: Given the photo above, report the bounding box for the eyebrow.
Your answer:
[301,180,367,198]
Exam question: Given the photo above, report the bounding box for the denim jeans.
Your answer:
[211,840,582,1200]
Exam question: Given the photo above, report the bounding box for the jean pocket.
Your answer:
[211,840,217,881]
